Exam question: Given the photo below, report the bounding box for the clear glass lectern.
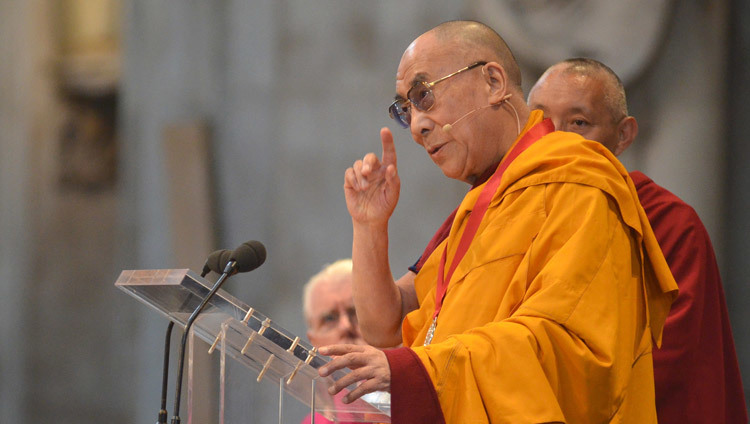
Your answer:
[115,269,391,423]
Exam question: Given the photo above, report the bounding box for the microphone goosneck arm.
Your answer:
[170,240,266,424]
[171,260,237,424]
[156,248,229,424]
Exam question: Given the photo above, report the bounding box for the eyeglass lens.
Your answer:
[389,101,411,128]
[409,82,435,112]
[388,82,434,128]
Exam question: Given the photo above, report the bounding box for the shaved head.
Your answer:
[528,57,638,156]
[554,58,628,122]
[429,20,522,90]
[394,20,531,182]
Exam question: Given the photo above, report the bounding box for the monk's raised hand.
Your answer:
[318,344,391,404]
[344,127,401,224]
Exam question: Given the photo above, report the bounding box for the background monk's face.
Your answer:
[396,34,504,183]
[528,67,621,152]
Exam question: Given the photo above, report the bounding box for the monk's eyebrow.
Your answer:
[411,72,429,85]
[568,106,592,115]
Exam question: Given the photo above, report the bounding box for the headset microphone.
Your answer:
[442,94,514,133]
[442,104,494,133]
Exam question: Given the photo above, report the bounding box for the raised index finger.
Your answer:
[380,127,397,168]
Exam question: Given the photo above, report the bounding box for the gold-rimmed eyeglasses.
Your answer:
[388,61,487,128]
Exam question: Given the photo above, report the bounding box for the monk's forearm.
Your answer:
[351,221,404,347]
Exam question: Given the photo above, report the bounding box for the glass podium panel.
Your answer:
[115,269,391,423]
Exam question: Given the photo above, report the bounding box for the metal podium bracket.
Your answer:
[287,346,317,385]
[241,317,271,354]
[257,354,276,382]
[209,307,255,354]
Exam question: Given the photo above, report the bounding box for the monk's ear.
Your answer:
[483,62,510,105]
[613,116,638,156]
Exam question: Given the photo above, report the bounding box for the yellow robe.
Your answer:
[402,112,678,423]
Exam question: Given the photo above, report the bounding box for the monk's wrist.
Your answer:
[352,220,389,238]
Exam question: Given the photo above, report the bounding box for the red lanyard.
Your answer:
[433,119,554,321]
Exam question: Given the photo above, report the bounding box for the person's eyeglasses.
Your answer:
[388,61,487,129]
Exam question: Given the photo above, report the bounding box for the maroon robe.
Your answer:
[630,171,747,423]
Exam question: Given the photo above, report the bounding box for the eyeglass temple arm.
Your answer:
[429,61,487,87]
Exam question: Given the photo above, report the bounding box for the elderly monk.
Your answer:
[527,58,748,424]
[318,21,678,423]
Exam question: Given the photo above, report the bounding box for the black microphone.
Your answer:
[201,248,233,276]
[156,248,234,424]
[171,241,267,424]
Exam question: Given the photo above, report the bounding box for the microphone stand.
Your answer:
[157,321,174,424]
[171,260,238,424]
[157,266,212,424]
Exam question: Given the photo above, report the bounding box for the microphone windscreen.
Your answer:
[230,240,267,273]
[442,123,452,132]
[204,249,232,274]
[218,249,233,270]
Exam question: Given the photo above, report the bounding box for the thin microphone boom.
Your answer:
[170,264,235,424]
[171,241,266,424]
[442,104,494,133]
[442,94,519,135]
[157,249,229,424]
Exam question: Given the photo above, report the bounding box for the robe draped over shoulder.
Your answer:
[385,111,678,423]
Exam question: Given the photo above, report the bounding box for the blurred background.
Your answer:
[1,0,748,422]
